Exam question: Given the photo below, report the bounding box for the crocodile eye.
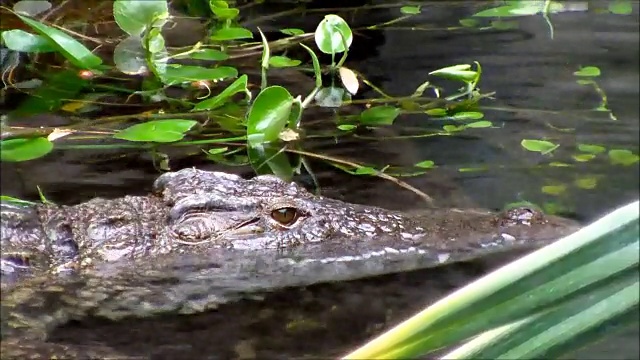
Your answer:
[270,207,299,226]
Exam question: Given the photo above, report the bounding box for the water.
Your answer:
[1,1,638,358]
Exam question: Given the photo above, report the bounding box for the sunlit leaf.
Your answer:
[0,195,35,206]
[451,111,484,121]
[113,119,197,143]
[210,27,254,41]
[574,66,601,77]
[339,66,359,95]
[268,56,301,68]
[1,29,55,53]
[246,86,294,145]
[572,154,596,162]
[1,137,54,162]
[113,0,169,37]
[359,106,400,125]
[400,6,421,15]
[337,124,356,131]
[577,143,606,154]
[430,64,478,82]
[415,160,435,169]
[609,0,633,15]
[16,15,102,69]
[314,14,353,54]
[521,139,559,154]
[608,149,639,166]
[466,120,492,128]
[192,74,249,111]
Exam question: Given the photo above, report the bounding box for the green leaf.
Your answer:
[247,143,295,180]
[314,14,353,55]
[209,1,239,20]
[577,143,606,154]
[426,108,448,116]
[1,137,54,162]
[281,28,305,36]
[186,49,229,61]
[466,120,492,128]
[521,139,559,154]
[609,0,633,15]
[207,147,229,155]
[113,0,169,37]
[210,27,254,41]
[359,106,400,125]
[355,166,378,175]
[300,43,322,88]
[246,86,294,145]
[451,111,484,121]
[574,177,598,190]
[1,29,56,52]
[0,195,35,206]
[608,149,639,166]
[337,124,356,131]
[429,64,478,82]
[572,153,596,162]
[443,125,464,133]
[161,65,238,85]
[574,66,601,77]
[415,160,435,169]
[400,6,421,15]
[541,184,567,195]
[16,15,102,69]
[192,74,249,111]
[113,119,197,143]
[268,56,301,68]
[11,70,88,115]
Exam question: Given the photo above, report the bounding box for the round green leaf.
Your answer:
[574,66,601,77]
[577,143,606,154]
[400,6,421,15]
[1,137,53,162]
[210,27,254,41]
[360,106,401,125]
[415,160,435,169]
[113,119,197,143]
[1,29,55,53]
[17,15,102,69]
[113,0,169,37]
[247,86,294,145]
[187,49,229,61]
[314,14,353,55]
[609,1,633,15]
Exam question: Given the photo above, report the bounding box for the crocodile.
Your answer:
[0,168,581,358]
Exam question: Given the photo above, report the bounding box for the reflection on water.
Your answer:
[1,1,638,358]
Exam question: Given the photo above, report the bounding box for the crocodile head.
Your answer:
[152,169,425,250]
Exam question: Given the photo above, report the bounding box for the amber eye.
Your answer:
[270,207,300,226]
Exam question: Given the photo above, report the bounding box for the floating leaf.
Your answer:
[210,27,253,41]
[541,184,567,196]
[574,177,598,190]
[359,106,401,125]
[574,66,601,77]
[426,108,448,116]
[451,111,484,121]
[572,154,596,162]
[246,86,294,145]
[609,0,633,15]
[400,6,421,15]
[443,125,464,133]
[314,14,353,54]
[162,65,238,85]
[608,149,639,166]
[113,0,168,37]
[193,74,249,111]
[1,137,53,162]
[16,15,102,69]
[1,29,56,53]
[521,139,559,154]
[268,56,301,68]
[577,143,606,154]
[415,160,435,169]
[549,162,573,168]
[113,119,197,143]
[466,120,492,128]
[338,124,356,131]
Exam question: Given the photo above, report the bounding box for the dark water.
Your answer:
[1,1,638,358]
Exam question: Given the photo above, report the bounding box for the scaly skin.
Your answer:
[0,168,581,358]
